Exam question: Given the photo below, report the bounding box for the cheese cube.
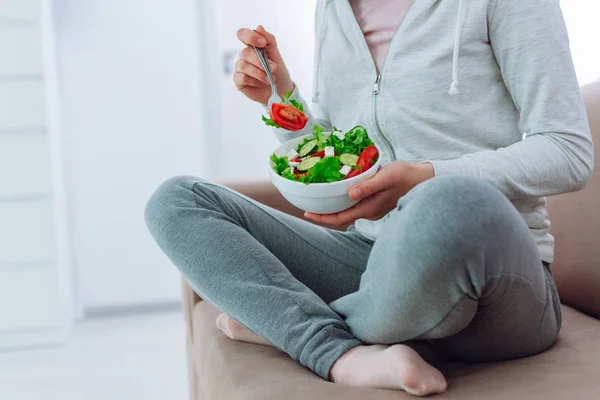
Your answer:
[324,146,335,157]
[339,165,352,176]
[288,161,300,168]
[333,131,345,140]
[286,148,299,160]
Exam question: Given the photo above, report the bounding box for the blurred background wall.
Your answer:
[54,0,207,313]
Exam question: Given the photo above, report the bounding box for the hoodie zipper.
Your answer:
[345,0,415,161]
[372,75,394,159]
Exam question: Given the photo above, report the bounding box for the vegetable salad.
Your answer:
[271,125,379,184]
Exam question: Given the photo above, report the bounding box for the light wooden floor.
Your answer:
[0,311,188,400]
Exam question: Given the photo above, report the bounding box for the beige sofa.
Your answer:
[182,82,600,399]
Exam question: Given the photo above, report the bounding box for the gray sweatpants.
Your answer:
[145,175,561,380]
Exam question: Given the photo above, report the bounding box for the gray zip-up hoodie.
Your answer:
[270,0,594,263]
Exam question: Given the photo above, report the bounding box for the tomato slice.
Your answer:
[344,146,379,180]
[312,149,326,158]
[270,103,308,131]
[345,167,363,180]
[356,145,379,172]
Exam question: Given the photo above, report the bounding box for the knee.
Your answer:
[399,175,521,243]
[390,175,533,284]
[404,175,506,210]
[144,175,206,238]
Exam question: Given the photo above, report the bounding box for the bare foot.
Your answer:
[331,345,447,396]
[216,313,272,346]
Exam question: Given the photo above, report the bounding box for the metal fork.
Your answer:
[253,46,282,108]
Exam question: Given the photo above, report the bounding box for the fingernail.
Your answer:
[377,165,382,172]
[350,188,361,199]
[258,38,267,46]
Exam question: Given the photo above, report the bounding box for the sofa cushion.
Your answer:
[192,301,600,400]
[547,81,600,318]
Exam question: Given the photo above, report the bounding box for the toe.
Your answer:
[226,319,246,339]
[216,313,227,330]
[400,365,425,395]
[435,375,448,394]
[216,313,235,338]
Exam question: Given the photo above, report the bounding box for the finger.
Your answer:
[256,25,277,46]
[236,59,273,84]
[255,25,283,63]
[314,210,357,227]
[238,47,278,73]
[306,203,367,227]
[233,72,266,91]
[236,28,267,47]
[349,172,391,200]
[304,212,324,223]
[269,60,277,73]
[239,47,261,67]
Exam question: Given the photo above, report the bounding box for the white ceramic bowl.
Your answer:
[269,133,382,214]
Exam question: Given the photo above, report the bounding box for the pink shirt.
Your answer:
[349,0,413,72]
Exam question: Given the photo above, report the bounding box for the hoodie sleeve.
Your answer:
[430,0,594,200]
[267,0,332,143]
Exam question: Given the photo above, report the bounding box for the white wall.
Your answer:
[560,0,600,85]
[53,0,207,309]
[0,0,74,350]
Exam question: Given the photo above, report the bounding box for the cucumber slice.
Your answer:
[297,156,321,172]
[298,139,318,157]
[339,153,359,166]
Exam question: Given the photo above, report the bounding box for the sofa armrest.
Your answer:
[547,81,600,320]
[182,279,202,341]
[181,279,201,400]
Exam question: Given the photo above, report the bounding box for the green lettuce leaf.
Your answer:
[289,98,304,112]
[329,125,373,155]
[312,124,328,146]
[282,91,304,112]
[303,157,343,184]
[270,153,289,175]
[262,115,281,128]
